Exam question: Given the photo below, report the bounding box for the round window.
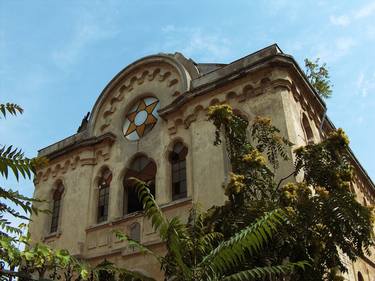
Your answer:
[123,97,160,141]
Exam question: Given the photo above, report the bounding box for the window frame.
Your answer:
[169,142,188,201]
[123,155,156,215]
[50,184,64,233]
[97,168,112,223]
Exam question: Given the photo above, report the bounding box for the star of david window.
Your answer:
[123,97,160,141]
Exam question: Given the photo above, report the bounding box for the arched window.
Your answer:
[357,271,364,281]
[123,156,156,215]
[50,183,64,233]
[302,113,314,144]
[97,168,112,223]
[169,142,188,201]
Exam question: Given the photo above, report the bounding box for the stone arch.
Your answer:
[225,91,237,101]
[88,54,197,136]
[209,98,220,106]
[242,84,254,95]
[95,166,113,223]
[233,108,250,122]
[51,178,65,192]
[169,141,188,201]
[49,179,65,233]
[260,77,271,86]
[93,165,112,187]
[165,137,187,155]
[122,154,157,215]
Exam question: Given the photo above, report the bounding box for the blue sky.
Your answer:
[1,1,375,221]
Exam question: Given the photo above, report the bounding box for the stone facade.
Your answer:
[29,44,375,280]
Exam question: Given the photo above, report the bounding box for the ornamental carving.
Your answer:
[123,97,160,141]
[98,66,181,133]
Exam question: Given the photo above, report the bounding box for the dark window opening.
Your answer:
[97,168,112,223]
[124,156,156,215]
[170,142,188,201]
[357,272,364,281]
[50,184,64,233]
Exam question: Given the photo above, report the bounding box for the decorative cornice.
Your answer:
[159,53,326,118]
[86,197,192,234]
[99,67,181,133]
[361,254,375,269]
[35,133,116,184]
[88,54,195,136]
[41,133,116,160]
[166,77,305,135]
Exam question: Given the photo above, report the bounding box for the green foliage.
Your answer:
[2,99,372,281]
[0,102,48,240]
[206,104,374,281]
[251,116,293,170]
[1,234,90,280]
[113,180,307,281]
[0,103,151,281]
[284,129,374,278]
[207,104,292,221]
[0,188,43,237]
[0,145,47,180]
[0,103,23,118]
[304,58,333,99]
[0,102,87,281]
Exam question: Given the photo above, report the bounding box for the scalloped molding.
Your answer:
[35,144,112,184]
[167,78,322,136]
[99,67,180,133]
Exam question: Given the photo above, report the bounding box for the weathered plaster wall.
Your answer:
[29,48,375,280]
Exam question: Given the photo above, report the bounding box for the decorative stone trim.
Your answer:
[43,230,62,242]
[166,78,297,135]
[290,81,323,131]
[35,134,115,184]
[99,67,181,133]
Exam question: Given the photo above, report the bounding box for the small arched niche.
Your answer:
[123,155,156,215]
[129,222,141,242]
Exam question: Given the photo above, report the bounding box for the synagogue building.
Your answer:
[29,44,375,280]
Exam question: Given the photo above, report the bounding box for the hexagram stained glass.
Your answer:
[123,97,160,141]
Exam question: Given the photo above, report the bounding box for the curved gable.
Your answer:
[89,53,196,136]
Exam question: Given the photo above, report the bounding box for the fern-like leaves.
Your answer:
[222,261,310,281]
[0,103,23,118]
[93,258,157,281]
[132,178,169,239]
[201,209,286,276]
[113,229,161,261]
[0,145,48,180]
